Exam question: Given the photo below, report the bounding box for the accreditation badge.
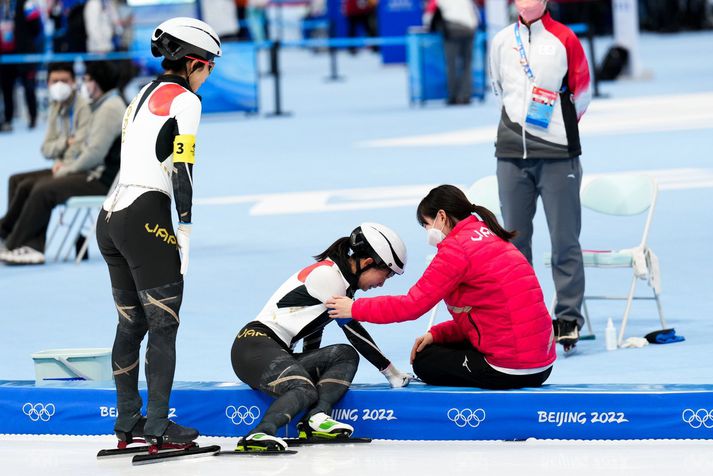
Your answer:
[525,86,558,129]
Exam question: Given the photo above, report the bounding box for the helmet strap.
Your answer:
[184,61,200,91]
[351,255,378,291]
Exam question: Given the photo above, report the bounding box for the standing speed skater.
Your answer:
[231,223,412,452]
[96,17,220,449]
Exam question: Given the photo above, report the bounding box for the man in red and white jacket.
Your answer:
[489,0,591,352]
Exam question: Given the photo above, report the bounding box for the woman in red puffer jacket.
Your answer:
[326,184,555,389]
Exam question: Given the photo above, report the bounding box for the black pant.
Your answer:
[0,168,52,239]
[413,342,552,390]
[347,12,378,54]
[97,192,184,436]
[231,322,359,436]
[0,169,108,252]
[0,64,38,125]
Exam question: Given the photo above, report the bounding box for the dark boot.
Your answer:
[144,421,198,446]
[116,416,147,444]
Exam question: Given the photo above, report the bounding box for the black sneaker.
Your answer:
[144,421,199,446]
[554,319,580,352]
[116,416,146,444]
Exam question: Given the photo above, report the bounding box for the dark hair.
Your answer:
[314,237,351,263]
[313,236,391,271]
[161,57,207,75]
[48,62,75,79]
[416,184,516,242]
[85,60,119,94]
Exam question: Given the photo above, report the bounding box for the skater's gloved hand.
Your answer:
[176,223,192,275]
[381,363,412,388]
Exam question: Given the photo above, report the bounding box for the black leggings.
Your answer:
[231,322,359,436]
[97,192,184,437]
[413,342,552,390]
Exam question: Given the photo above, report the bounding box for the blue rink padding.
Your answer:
[1,381,712,440]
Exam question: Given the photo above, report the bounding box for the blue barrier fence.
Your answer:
[3,381,712,440]
[0,25,601,115]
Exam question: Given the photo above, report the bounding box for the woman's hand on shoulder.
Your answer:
[410,332,434,364]
[326,295,354,319]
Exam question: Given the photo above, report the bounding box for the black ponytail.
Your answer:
[471,204,516,242]
[417,184,516,242]
[313,236,352,262]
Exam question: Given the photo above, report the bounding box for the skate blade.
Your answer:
[97,444,186,459]
[131,445,220,465]
[284,436,371,446]
[220,449,297,456]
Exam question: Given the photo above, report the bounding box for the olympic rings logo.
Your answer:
[682,409,713,429]
[447,408,486,428]
[225,405,261,426]
[22,403,56,422]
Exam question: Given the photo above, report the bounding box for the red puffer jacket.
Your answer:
[351,215,555,370]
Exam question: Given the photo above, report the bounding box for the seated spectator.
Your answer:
[0,61,126,265]
[327,184,556,390]
[0,61,91,252]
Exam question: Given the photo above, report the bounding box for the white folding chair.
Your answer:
[464,174,501,220]
[547,174,667,345]
[47,195,106,263]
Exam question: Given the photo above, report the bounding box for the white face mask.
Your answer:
[426,216,446,247]
[48,81,73,103]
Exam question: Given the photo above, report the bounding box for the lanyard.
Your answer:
[68,102,75,135]
[514,23,536,84]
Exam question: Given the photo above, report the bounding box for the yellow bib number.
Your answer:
[173,134,196,164]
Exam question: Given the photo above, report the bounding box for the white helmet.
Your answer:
[151,17,222,61]
[350,223,407,275]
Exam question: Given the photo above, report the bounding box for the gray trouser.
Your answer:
[443,22,474,103]
[496,157,585,327]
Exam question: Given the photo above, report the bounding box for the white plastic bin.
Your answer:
[31,348,113,385]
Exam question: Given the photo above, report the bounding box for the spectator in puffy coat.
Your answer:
[327,184,556,389]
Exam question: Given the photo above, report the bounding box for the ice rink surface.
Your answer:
[2,435,713,476]
[1,25,713,475]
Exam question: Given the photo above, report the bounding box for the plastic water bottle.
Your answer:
[605,318,617,351]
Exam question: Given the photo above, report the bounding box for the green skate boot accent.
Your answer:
[236,432,287,452]
[298,412,354,439]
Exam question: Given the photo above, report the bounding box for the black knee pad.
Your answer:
[112,288,148,335]
[138,281,183,331]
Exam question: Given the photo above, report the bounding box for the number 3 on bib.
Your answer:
[173,134,196,164]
